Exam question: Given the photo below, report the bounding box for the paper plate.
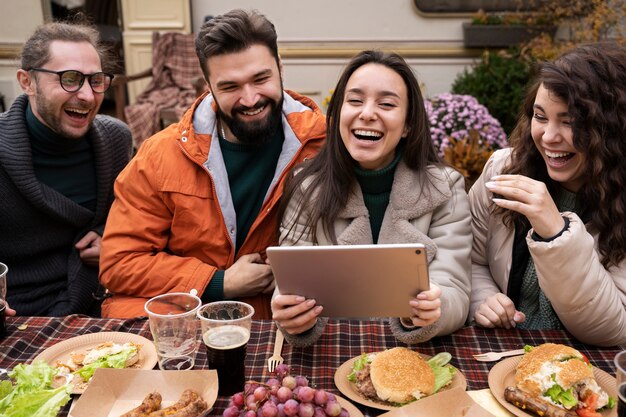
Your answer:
[488,356,617,417]
[334,352,467,411]
[33,331,157,394]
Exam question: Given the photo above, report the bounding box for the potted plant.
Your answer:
[463,9,557,48]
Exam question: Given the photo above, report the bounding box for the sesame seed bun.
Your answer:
[369,347,435,404]
[515,343,592,397]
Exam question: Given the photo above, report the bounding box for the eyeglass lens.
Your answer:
[59,70,111,93]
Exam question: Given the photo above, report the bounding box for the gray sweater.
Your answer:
[0,95,132,316]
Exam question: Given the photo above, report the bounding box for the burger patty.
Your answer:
[353,362,378,400]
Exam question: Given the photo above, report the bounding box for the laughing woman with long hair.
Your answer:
[469,42,626,346]
[271,50,472,346]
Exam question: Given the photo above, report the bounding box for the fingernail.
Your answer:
[314,306,323,314]
[491,175,501,180]
[306,299,316,307]
[485,181,497,189]
[510,321,517,328]
[295,296,305,302]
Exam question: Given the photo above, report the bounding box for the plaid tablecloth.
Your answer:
[0,315,621,417]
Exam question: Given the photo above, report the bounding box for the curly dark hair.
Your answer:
[278,50,441,244]
[501,41,626,268]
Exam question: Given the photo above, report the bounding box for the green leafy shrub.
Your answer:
[452,49,532,135]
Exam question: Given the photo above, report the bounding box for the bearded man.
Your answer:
[0,21,132,316]
[99,9,326,318]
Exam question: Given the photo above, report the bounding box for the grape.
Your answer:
[295,375,309,387]
[313,407,326,417]
[245,394,258,410]
[254,386,268,401]
[325,400,342,417]
[224,405,240,417]
[283,399,299,417]
[262,401,278,417]
[233,392,245,407]
[223,363,351,417]
[297,386,315,403]
[314,389,328,406]
[298,402,315,417]
[281,375,296,389]
[274,363,290,377]
[276,386,292,403]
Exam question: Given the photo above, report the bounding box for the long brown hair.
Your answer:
[501,42,626,268]
[279,50,441,244]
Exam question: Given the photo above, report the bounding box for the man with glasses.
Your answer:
[99,9,325,319]
[0,21,132,316]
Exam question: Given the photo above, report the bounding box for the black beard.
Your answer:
[217,96,284,146]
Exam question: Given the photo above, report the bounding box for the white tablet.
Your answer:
[266,243,429,318]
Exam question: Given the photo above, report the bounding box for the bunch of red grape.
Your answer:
[222,364,351,417]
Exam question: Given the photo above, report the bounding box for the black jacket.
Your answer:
[0,95,132,316]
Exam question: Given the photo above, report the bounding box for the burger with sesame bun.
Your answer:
[504,343,616,417]
[348,347,455,406]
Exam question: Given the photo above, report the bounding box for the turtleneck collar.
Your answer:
[26,103,86,155]
[354,145,403,194]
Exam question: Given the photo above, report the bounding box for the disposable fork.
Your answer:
[472,348,526,362]
[267,328,285,372]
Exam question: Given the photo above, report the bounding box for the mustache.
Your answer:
[232,99,269,114]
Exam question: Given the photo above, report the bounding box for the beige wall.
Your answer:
[0,0,46,108]
[191,0,477,105]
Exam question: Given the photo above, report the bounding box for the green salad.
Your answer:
[0,361,71,417]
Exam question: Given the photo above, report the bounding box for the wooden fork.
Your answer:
[267,328,285,372]
[472,348,525,362]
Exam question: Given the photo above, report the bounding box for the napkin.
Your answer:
[377,387,497,417]
[467,389,515,417]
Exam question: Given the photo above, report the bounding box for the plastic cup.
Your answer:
[197,301,254,396]
[145,292,201,370]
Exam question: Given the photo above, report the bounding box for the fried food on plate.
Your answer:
[504,343,616,417]
[120,389,208,417]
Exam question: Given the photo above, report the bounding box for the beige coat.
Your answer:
[279,160,472,346]
[470,149,626,347]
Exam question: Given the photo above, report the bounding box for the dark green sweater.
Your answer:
[355,150,402,242]
[202,128,284,302]
[26,104,97,211]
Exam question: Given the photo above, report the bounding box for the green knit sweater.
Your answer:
[354,149,402,242]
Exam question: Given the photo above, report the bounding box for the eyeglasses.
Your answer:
[29,68,114,93]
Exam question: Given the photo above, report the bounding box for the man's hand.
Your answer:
[271,294,322,335]
[474,293,526,329]
[75,231,102,267]
[223,253,275,298]
[487,174,564,239]
[408,283,442,327]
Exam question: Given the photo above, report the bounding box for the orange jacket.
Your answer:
[99,91,326,319]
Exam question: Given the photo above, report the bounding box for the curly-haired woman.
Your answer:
[271,50,472,346]
[470,42,626,346]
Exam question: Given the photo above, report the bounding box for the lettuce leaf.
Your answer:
[544,384,577,409]
[429,362,456,394]
[348,353,372,383]
[74,344,138,382]
[0,361,71,417]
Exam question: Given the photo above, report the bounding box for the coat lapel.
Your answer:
[335,160,452,263]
